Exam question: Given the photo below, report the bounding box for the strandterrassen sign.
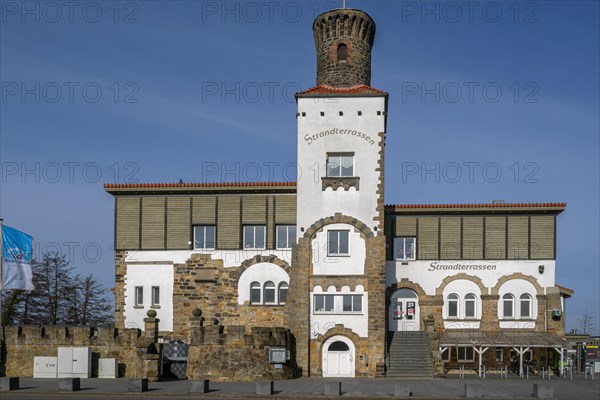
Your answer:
[304,128,376,146]
[428,262,497,272]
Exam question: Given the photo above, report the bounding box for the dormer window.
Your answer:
[337,44,347,63]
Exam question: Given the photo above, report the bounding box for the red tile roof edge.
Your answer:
[386,202,566,209]
[104,181,297,189]
[557,285,574,294]
[298,84,387,95]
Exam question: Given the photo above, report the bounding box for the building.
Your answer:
[104,7,572,379]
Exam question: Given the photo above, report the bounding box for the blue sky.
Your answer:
[1,0,598,334]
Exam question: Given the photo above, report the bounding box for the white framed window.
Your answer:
[314,294,335,313]
[326,153,354,177]
[244,225,266,249]
[194,225,216,249]
[276,225,296,249]
[502,293,515,318]
[327,230,349,255]
[151,286,160,306]
[457,346,475,362]
[250,282,261,304]
[447,293,459,318]
[394,237,416,260]
[441,347,450,362]
[264,281,276,304]
[520,293,532,318]
[342,295,362,312]
[278,283,288,305]
[134,286,143,307]
[464,293,476,318]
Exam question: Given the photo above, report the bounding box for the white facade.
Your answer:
[387,260,556,295]
[124,264,174,331]
[296,96,386,236]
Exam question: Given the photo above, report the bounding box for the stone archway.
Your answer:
[435,273,488,296]
[491,272,543,295]
[302,212,374,240]
[316,326,360,378]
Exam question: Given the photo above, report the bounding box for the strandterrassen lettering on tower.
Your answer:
[428,262,497,272]
[304,128,376,146]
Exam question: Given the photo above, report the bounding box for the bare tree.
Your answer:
[578,309,595,335]
[1,252,114,326]
[66,274,114,326]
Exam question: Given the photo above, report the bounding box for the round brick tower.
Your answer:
[313,8,376,87]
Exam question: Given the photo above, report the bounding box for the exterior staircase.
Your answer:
[387,331,434,378]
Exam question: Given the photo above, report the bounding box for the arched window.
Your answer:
[520,293,532,318]
[447,293,459,318]
[503,293,515,318]
[250,282,261,304]
[264,281,276,304]
[464,293,477,318]
[278,282,288,305]
[337,44,347,63]
[328,341,350,352]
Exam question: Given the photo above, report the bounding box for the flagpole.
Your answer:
[1,218,4,325]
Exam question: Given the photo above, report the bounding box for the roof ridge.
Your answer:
[104,181,297,189]
[385,202,567,208]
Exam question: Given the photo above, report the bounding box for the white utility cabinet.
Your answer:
[57,347,92,378]
[33,356,58,378]
[98,358,118,379]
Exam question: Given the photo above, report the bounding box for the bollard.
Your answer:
[128,378,148,392]
[59,378,80,391]
[394,384,410,397]
[483,365,486,379]
[533,383,553,399]
[464,383,482,398]
[527,366,529,380]
[256,381,274,395]
[324,381,341,396]
[190,379,210,393]
[0,377,20,391]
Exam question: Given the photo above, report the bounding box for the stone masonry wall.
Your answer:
[0,324,159,379]
[186,312,296,381]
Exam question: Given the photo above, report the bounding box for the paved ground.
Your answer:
[1,375,599,399]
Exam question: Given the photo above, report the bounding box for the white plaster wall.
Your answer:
[386,260,556,295]
[296,96,386,236]
[124,264,174,332]
[124,249,292,268]
[496,279,538,321]
[237,262,290,305]
[442,280,483,319]
[311,223,365,275]
[310,285,368,338]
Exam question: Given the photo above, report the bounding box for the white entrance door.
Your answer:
[389,288,420,331]
[322,338,354,377]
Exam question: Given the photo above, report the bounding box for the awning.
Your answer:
[439,330,567,348]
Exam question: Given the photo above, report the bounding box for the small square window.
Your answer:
[314,295,335,313]
[194,226,216,249]
[326,154,354,177]
[328,230,349,255]
[342,294,362,312]
[276,225,296,249]
[134,286,143,307]
[244,225,266,249]
[394,237,416,260]
[151,286,160,306]
[457,346,474,362]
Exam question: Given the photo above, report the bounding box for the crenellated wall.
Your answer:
[0,324,158,379]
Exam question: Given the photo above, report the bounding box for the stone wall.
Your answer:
[0,324,158,379]
[186,311,296,381]
[313,9,376,87]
